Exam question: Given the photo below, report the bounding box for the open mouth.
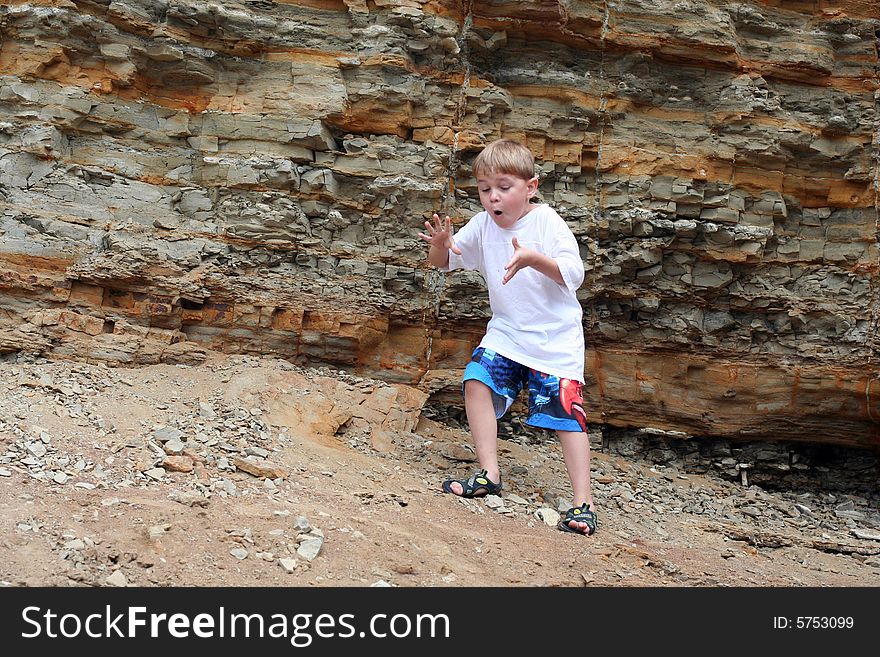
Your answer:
[493,210,503,216]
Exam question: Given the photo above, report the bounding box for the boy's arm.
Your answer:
[428,242,451,268]
[503,237,565,285]
[526,252,565,285]
[517,211,585,291]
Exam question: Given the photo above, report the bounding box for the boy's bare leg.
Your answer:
[447,380,501,495]
[557,430,594,531]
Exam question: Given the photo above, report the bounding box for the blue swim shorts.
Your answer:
[462,347,588,432]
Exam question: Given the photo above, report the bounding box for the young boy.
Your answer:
[418,138,596,536]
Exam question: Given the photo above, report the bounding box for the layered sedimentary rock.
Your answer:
[0,1,878,447]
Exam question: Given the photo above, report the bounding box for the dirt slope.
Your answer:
[1,353,878,588]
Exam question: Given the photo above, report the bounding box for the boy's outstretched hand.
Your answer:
[503,236,537,284]
[418,213,462,254]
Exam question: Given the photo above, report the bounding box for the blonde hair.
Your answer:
[472,138,536,181]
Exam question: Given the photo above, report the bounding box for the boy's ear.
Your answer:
[527,176,539,197]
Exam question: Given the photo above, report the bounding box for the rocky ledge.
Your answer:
[0,1,878,448]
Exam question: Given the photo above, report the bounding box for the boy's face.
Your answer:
[476,170,539,229]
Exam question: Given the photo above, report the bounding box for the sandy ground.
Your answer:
[1,352,879,589]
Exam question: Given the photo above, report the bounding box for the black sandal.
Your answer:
[442,469,502,498]
[558,504,597,536]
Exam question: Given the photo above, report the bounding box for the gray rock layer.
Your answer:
[0,1,878,447]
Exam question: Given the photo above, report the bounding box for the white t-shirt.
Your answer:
[443,204,586,382]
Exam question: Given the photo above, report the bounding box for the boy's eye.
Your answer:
[479,188,489,193]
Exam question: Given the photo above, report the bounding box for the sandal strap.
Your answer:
[463,469,501,494]
[564,504,595,522]
[559,504,597,535]
[443,469,502,497]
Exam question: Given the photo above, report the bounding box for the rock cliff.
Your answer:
[1,0,878,447]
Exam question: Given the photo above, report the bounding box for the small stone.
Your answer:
[217,478,237,496]
[153,427,184,443]
[27,442,48,458]
[153,216,180,230]
[148,524,171,540]
[232,456,287,479]
[105,571,128,587]
[279,558,297,573]
[297,537,323,561]
[161,456,194,473]
[835,510,867,521]
[293,516,311,533]
[852,528,880,541]
[536,508,561,527]
[164,439,186,455]
[484,494,504,509]
[169,490,209,507]
[143,468,166,481]
[440,445,476,462]
[230,548,249,560]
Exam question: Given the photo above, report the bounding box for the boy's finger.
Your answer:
[450,244,462,255]
[511,237,520,250]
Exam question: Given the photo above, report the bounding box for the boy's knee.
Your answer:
[464,379,491,396]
